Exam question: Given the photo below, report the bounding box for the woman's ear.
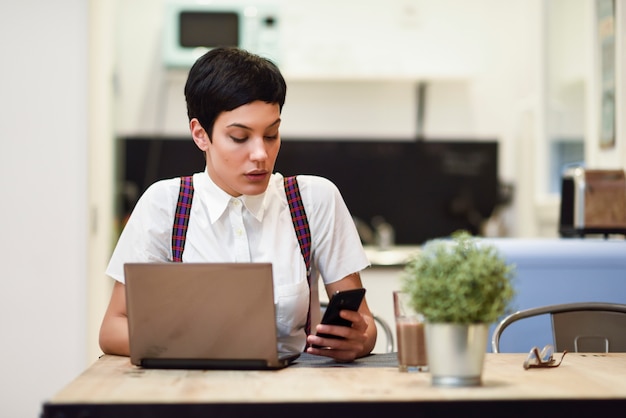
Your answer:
[190,118,210,151]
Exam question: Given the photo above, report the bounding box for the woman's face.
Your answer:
[192,100,281,197]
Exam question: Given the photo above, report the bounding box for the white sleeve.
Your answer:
[105,178,179,282]
[297,175,370,284]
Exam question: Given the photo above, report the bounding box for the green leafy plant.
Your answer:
[402,231,516,324]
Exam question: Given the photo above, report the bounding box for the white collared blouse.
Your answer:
[106,169,370,353]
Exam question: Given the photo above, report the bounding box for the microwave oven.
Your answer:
[162,1,281,68]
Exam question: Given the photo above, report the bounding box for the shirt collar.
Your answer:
[195,168,267,223]
[240,192,266,222]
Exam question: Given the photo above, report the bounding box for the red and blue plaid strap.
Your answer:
[172,176,194,262]
[283,176,313,336]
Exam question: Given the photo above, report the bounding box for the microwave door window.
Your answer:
[179,12,239,48]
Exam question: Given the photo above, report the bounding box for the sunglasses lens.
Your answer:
[523,345,563,369]
[539,345,554,362]
[523,347,540,369]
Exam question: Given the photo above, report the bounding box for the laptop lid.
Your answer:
[124,262,299,370]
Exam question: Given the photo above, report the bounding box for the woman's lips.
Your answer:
[245,171,268,182]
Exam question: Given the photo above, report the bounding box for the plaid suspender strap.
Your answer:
[283,176,313,337]
[171,175,313,336]
[172,176,194,262]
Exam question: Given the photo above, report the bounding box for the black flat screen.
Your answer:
[274,139,499,244]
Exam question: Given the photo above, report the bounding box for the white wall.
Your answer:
[0,1,88,417]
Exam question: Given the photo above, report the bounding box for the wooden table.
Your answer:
[42,352,626,417]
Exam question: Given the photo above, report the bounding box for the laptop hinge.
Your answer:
[140,358,270,370]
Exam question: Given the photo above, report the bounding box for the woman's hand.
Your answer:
[305,308,373,362]
[305,272,377,362]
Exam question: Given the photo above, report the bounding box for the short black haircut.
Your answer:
[184,47,287,140]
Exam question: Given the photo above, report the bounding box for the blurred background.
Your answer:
[1,1,624,416]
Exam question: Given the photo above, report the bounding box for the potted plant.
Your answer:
[401,230,515,387]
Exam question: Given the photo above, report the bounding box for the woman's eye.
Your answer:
[230,136,247,143]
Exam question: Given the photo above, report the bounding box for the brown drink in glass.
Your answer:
[393,291,428,372]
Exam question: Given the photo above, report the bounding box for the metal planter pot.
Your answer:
[424,322,489,387]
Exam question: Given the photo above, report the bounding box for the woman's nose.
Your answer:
[249,137,268,161]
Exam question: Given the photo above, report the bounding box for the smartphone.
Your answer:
[313,288,366,347]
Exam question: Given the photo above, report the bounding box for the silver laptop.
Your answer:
[124,262,300,370]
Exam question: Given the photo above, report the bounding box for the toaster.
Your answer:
[559,167,626,237]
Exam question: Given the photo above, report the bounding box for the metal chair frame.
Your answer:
[492,302,626,353]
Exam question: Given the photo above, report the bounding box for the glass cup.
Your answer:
[393,290,428,372]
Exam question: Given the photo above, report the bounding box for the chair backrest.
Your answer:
[492,302,626,353]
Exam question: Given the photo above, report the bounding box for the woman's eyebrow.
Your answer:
[226,123,251,130]
[227,118,281,130]
[268,118,281,128]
